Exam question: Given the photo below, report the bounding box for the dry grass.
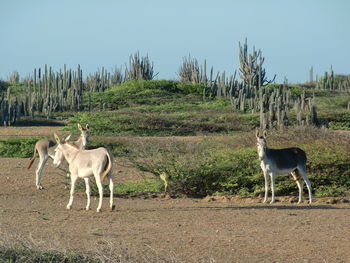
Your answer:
[0,227,184,263]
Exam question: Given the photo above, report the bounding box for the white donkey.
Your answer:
[27,124,90,189]
[256,130,312,204]
[53,133,114,212]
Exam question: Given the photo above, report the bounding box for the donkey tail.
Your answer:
[101,150,113,182]
[27,145,37,169]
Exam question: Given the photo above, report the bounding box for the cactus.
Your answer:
[126,52,158,81]
[309,66,314,82]
[239,38,275,88]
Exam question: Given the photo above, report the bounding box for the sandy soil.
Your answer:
[0,157,349,263]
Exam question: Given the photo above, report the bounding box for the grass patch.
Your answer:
[65,109,254,136]
[115,178,163,195]
[0,247,98,263]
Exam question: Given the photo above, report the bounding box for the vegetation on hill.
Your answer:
[1,44,350,199]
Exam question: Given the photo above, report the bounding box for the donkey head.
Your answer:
[53,133,71,168]
[78,123,90,148]
[256,129,268,156]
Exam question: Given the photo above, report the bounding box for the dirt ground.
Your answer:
[0,156,349,263]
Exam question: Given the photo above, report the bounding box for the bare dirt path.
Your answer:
[0,157,349,262]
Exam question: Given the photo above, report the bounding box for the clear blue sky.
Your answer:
[1,0,349,83]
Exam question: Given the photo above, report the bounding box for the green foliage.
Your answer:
[289,85,303,96]
[263,84,282,90]
[65,107,253,136]
[132,139,262,197]
[88,80,204,110]
[6,82,27,97]
[0,80,9,93]
[87,140,129,157]
[305,143,350,196]
[327,112,350,130]
[115,178,163,194]
[0,138,40,158]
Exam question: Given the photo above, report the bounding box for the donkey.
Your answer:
[27,124,90,190]
[256,130,312,204]
[53,133,114,212]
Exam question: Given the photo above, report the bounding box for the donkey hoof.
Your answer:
[86,207,91,211]
[96,208,101,213]
[269,200,275,204]
[66,205,72,210]
[36,185,43,190]
[110,205,116,211]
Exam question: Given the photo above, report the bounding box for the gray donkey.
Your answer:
[256,130,312,204]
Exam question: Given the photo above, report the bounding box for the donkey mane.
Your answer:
[66,141,80,149]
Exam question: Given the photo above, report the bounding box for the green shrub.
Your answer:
[328,112,350,130]
[0,138,41,158]
[115,179,163,194]
[87,140,129,157]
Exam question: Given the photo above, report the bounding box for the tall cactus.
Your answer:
[125,52,158,81]
[239,38,275,88]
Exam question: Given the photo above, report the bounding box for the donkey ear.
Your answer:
[64,134,72,142]
[54,133,61,144]
[263,130,268,138]
[255,129,260,138]
[85,124,89,130]
[77,123,82,131]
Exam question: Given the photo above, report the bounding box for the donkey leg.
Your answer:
[300,169,312,204]
[67,174,77,210]
[35,154,48,190]
[291,171,303,204]
[95,176,104,212]
[270,173,276,204]
[108,174,115,211]
[295,180,304,204]
[263,171,269,203]
[84,178,91,210]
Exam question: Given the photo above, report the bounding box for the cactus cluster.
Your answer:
[239,38,275,88]
[316,66,350,90]
[86,67,112,93]
[317,65,335,90]
[125,52,158,81]
[177,40,318,129]
[178,56,208,84]
[0,87,20,126]
[29,64,84,116]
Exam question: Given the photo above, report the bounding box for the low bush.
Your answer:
[0,138,41,158]
[327,112,350,130]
